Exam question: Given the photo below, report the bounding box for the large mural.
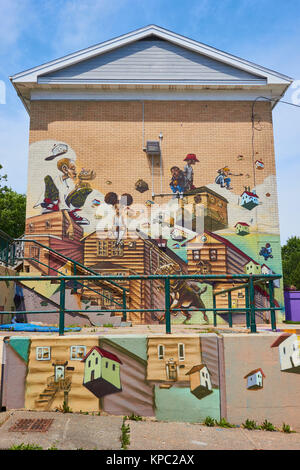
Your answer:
[2,332,300,428]
[23,139,284,326]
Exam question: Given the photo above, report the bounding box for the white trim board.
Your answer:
[31,88,278,102]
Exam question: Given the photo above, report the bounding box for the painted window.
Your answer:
[98,241,124,257]
[192,250,200,261]
[158,344,165,360]
[105,361,109,368]
[70,345,87,360]
[178,343,185,361]
[112,364,116,371]
[36,347,51,361]
[209,249,218,261]
[30,246,40,260]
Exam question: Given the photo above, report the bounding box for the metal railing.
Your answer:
[0,273,283,335]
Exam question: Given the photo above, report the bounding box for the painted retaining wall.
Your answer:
[1,332,300,429]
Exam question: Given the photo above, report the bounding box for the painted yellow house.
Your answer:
[25,336,100,412]
[82,346,122,398]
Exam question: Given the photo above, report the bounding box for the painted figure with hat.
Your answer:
[215,166,242,190]
[184,153,199,191]
[34,143,98,238]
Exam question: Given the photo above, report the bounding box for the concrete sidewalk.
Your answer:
[1,410,300,450]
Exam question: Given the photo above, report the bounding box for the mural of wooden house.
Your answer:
[81,229,188,323]
[24,211,84,275]
[184,230,252,276]
[146,336,201,387]
[25,336,100,412]
[244,368,265,390]
[184,186,228,232]
[271,334,300,373]
[240,189,259,210]
[82,346,122,398]
[185,364,213,399]
[235,222,250,236]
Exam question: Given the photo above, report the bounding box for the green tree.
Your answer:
[281,236,300,290]
[0,164,26,238]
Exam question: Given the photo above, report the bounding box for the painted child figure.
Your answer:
[170,166,187,194]
[184,153,199,191]
[215,166,242,190]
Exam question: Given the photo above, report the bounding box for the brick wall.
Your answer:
[28,100,276,208]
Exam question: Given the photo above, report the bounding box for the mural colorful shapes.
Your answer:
[135,179,149,193]
[255,160,265,170]
[82,346,123,398]
[259,243,273,261]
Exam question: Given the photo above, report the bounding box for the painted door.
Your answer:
[54,365,65,382]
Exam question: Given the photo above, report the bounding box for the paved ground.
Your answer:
[1,410,300,450]
[0,322,290,338]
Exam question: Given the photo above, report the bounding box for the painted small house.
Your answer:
[240,190,259,210]
[271,334,300,373]
[235,222,250,236]
[244,260,261,275]
[244,368,265,390]
[255,160,264,170]
[185,364,212,399]
[261,264,280,288]
[82,346,122,398]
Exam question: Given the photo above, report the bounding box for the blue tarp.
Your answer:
[0,323,81,332]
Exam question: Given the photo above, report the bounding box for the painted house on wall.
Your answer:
[9,24,291,324]
[185,364,212,399]
[235,222,250,236]
[146,336,202,386]
[240,189,259,210]
[244,368,265,390]
[82,346,122,397]
[271,334,300,373]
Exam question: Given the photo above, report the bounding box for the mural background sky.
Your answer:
[0,0,299,244]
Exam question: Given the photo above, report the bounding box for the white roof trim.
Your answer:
[10,25,293,86]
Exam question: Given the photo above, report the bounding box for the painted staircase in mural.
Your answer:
[35,370,72,411]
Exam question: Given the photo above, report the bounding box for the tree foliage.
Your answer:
[281,236,300,290]
[0,164,26,238]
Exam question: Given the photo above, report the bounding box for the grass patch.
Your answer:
[242,419,261,430]
[58,401,72,413]
[282,423,296,433]
[9,443,43,450]
[204,416,216,427]
[216,418,236,428]
[126,413,143,421]
[103,323,114,328]
[261,419,276,432]
[121,417,130,450]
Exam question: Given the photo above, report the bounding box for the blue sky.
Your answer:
[0,0,299,244]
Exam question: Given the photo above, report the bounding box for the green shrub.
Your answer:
[9,443,43,450]
[216,418,236,428]
[261,420,276,431]
[204,416,215,427]
[242,419,261,430]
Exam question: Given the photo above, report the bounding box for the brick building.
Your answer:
[11,25,292,324]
